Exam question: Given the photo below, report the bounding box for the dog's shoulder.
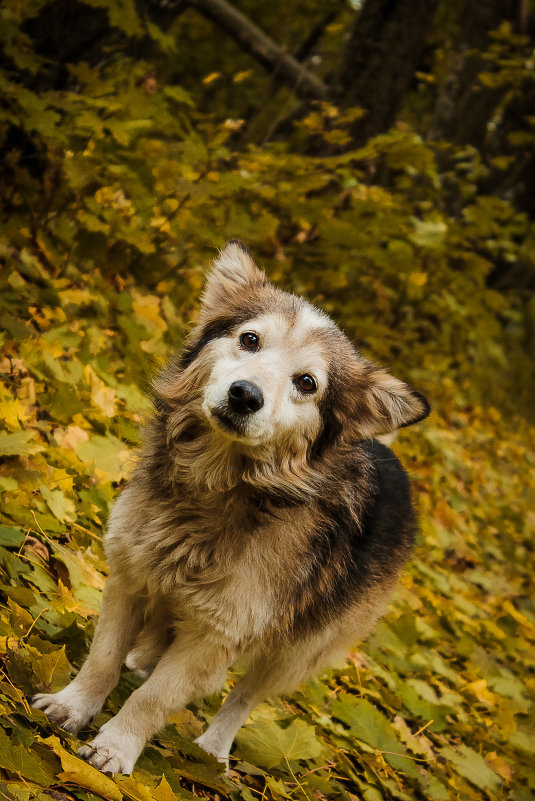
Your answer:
[284,440,416,636]
[307,438,416,562]
[324,438,417,577]
[357,439,412,505]
[349,438,416,547]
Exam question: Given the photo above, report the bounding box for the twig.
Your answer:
[189,0,329,100]
[413,719,434,737]
[0,668,32,714]
[22,606,50,640]
[284,757,313,801]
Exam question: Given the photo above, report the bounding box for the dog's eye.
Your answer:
[295,374,317,394]
[240,332,260,351]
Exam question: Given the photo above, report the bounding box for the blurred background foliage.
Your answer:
[0,1,534,800]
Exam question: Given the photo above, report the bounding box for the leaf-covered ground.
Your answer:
[1,3,535,796]
[1,258,534,801]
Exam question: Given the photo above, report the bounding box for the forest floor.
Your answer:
[1,267,534,801]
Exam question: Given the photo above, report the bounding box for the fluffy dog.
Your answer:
[32,241,430,774]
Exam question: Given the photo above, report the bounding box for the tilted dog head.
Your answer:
[157,242,429,466]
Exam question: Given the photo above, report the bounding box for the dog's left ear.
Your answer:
[355,367,430,438]
[201,241,267,310]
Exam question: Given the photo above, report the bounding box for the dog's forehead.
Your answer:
[294,302,334,334]
[243,301,334,343]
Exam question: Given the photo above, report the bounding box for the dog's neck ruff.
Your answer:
[141,404,322,505]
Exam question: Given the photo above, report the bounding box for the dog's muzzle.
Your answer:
[227,381,264,415]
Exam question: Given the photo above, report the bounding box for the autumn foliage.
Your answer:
[0,1,534,799]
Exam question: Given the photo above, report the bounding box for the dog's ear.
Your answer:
[201,241,267,310]
[315,359,430,455]
[354,366,430,438]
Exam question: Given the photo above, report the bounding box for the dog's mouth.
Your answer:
[208,406,267,445]
[212,410,243,436]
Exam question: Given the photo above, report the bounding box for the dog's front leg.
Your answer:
[78,629,234,774]
[32,573,144,733]
[195,680,256,767]
[196,644,331,766]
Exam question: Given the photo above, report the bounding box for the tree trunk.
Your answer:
[336,0,438,146]
[486,79,535,227]
[427,0,518,146]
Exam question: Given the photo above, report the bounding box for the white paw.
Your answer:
[195,731,230,768]
[32,684,101,734]
[124,651,154,680]
[78,721,143,774]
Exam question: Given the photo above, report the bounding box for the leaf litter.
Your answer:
[0,16,534,798]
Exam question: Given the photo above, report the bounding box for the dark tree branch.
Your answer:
[335,0,438,145]
[295,6,340,63]
[188,0,329,99]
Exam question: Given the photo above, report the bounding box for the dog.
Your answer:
[32,241,430,774]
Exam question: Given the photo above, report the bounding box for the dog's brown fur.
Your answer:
[32,242,429,773]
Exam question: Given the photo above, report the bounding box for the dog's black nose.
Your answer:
[228,381,264,414]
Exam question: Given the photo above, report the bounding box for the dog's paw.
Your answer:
[195,731,230,770]
[78,722,143,774]
[32,684,100,734]
[78,742,134,774]
[124,651,155,680]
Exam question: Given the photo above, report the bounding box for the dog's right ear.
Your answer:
[201,241,267,310]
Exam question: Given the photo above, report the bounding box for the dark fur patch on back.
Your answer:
[311,382,343,458]
[288,440,416,638]
[312,358,369,456]
[137,408,174,492]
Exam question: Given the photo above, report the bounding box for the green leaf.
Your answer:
[163,85,195,107]
[74,433,130,480]
[441,744,501,791]
[39,485,76,522]
[0,525,25,548]
[508,730,535,756]
[0,430,43,455]
[234,718,322,769]
[0,728,56,786]
[331,694,420,778]
[81,0,143,36]
[0,475,18,492]
[27,644,72,692]
[409,218,447,248]
[116,383,152,410]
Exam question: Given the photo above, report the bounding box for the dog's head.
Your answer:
[159,242,429,462]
